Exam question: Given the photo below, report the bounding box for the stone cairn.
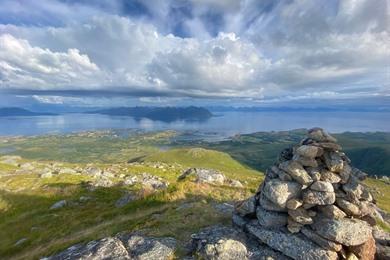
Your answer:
[233,128,380,260]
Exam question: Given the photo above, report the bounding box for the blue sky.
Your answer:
[0,0,389,108]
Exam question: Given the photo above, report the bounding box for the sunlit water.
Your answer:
[0,111,389,137]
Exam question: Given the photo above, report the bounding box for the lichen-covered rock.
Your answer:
[259,192,287,212]
[310,181,334,192]
[286,199,303,210]
[235,196,257,216]
[46,234,176,260]
[311,218,372,246]
[256,206,288,228]
[279,161,313,185]
[308,128,337,143]
[323,151,344,173]
[301,227,342,252]
[317,205,346,219]
[262,179,301,208]
[336,198,361,216]
[247,222,338,260]
[303,190,335,205]
[320,170,341,184]
[296,145,323,158]
[288,208,313,225]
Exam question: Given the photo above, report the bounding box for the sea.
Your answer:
[0,111,389,137]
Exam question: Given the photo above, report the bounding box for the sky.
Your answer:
[0,0,389,108]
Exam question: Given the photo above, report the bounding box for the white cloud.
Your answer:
[0,0,389,102]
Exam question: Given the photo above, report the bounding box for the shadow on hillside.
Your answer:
[0,182,236,260]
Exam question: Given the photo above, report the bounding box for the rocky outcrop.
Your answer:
[189,225,289,260]
[45,233,176,260]
[179,168,242,187]
[232,128,384,260]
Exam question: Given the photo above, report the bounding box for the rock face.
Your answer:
[45,233,176,260]
[233,128,381,260]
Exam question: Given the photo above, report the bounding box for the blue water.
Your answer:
[0,111,389,137]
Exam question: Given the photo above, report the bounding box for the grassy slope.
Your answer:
[0,149,263,259]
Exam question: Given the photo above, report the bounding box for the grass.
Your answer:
[0,150,262,259]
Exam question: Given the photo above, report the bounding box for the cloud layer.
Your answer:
[0,0,389,103]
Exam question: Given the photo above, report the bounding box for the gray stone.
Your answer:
[256,206,288,228]
[270,166,292,181]
[50,200,67,210]
[306,167,322,181]
[115,193,137,208]
[235,196,257,216]
[14,238,28,246]
[323,152,344,173]
[351,167,367,181]
[310,181,334,192]
[336,198,361,216]
[311,217,372,246]
[303,190,335,205]
[246,223,338,260]
[288,208,314,225]
[296,145,323,158]
[286,199,303,210]
[292,154,318,167]
[279,161,313,185]
[301,227,342,252]
[342,176,363,201]
[320,170,341,184]
[308,128,337,143]
[316,142,342,151]
[317,205,346,219]
[259,192,287,212]
[262,179,302,208]
[180,168,225,185]
[338,164,351,184]
[287,217,303,233]
[46,234,176,260]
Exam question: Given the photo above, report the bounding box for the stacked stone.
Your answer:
[234,128,380,260]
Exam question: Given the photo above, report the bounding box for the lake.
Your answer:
[0,111,389,137]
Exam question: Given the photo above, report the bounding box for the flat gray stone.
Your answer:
[311,218,372,246]
[256,206,288,228]
[246,222,338,260]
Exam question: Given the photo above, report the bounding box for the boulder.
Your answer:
[342,176,363,201]
[262,179,302,208]
[279,161,313,185]
[311,218,372,246]
[246,223,338,260]
[190,225,289,260]
[46,234,176,260]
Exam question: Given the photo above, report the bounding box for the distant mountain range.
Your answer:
[0,107,57,117]
[86,106,213,122]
